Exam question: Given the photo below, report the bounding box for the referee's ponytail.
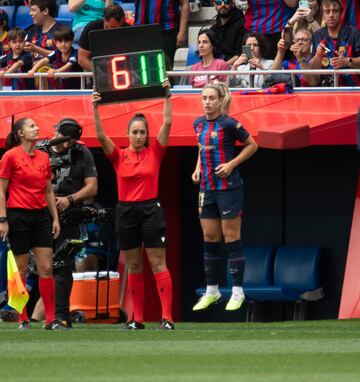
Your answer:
[203,81,231,115]
[5,118,29,150]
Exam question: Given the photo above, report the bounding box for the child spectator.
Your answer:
[25,0,61,61]
[29,24,82,89]
[0,27,35,90]
[0,9,10,57]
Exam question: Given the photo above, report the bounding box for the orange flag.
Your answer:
[7,249,29,313]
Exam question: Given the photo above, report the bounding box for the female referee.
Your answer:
[192,82,258,311]
[0,118,62,330]
[92,81,174,330]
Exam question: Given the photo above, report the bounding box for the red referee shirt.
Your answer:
[107,139,166,202]
[0,145,51,209]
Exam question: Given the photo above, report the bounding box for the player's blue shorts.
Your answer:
[198,187,244,220]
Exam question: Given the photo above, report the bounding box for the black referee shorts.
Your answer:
[7,208,53,255]
[115,199,167,250]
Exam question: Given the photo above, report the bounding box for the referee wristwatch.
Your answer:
[0,217,7,223]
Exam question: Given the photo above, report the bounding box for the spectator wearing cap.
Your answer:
[0,8,10,57]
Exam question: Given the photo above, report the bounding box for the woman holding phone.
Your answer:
[232,33,273,88]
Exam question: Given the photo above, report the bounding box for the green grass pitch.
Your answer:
[1,320,359,382]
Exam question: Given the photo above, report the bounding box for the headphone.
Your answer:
[57,118,83,140]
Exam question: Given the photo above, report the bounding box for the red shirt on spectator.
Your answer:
[0,146,51,209]
[107,139,166,202]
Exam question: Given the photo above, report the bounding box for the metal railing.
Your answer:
[0,68,359,91]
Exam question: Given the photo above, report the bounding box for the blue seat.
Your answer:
[56,4,73,26]
[15,6,33,30]
[0,6,16,29]
[245,246,322,302]
[186,44,200,66]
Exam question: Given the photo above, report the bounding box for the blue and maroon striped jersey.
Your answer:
[283,58,311,87]
[341,0,360,29]
[0,51,34,90]
[25,22,60,61]
[312,25,360,86]
[245,0,295,34]
[135,0,181,31]
[193,115,249,191]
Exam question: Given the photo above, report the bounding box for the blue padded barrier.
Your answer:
[0,6,17,29]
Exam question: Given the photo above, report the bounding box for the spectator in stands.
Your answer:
[272,28,320,86]
[135,0,190,70]
[285,0,322,34]
[190,28,230,88]
[310,0,360,86]
[28,24,82,89]
[0,8,10,57]
[209,0,245,65]
[78,4,128,72]
[244,0,298,59]
[341,0,360,30]
[232,33,273,88]
[25,0,60,61]
[0,27,35,90]
[68,0,114,44]
[191,82,257,312]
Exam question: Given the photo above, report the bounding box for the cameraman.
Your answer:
[38,118,98,328]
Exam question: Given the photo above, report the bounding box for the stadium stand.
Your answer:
[55,3,73,26]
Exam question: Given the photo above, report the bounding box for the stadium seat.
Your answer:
[14,6,33,30]
[186,44,200,66]
[56,4,74,26]
[0,6,16,29]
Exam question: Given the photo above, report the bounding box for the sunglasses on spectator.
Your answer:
[293,38,311,43]
[214,0,232,5]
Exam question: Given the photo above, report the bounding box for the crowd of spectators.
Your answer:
[0,0,358,90]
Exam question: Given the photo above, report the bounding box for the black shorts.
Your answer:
[115,199,167,250]
[199,187,244,220]
[7,208,53,255]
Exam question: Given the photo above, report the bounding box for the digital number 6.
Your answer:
[111,56,130,90]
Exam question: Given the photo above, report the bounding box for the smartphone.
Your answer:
[242,45,252,59]
[299,0,309,9]
[283,27,293,46]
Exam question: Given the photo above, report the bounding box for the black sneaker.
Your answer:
[125,320,145,330]
[158,319,175,330]
[18,320,31,331]
[44,320,69,330]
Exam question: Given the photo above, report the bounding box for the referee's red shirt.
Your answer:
[107,139,166,202]
[0,145,51,209]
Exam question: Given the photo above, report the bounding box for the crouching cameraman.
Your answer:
[38,118,98,328]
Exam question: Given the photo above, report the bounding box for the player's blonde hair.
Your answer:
[203,81,231,115]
